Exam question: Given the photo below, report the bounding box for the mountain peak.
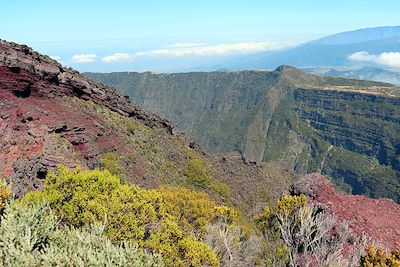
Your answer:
[274,64,299,72]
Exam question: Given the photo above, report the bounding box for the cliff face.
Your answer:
[86,71,282,159]
[269,88,400,201]
[86,67,400,202]
[293,89,400,163]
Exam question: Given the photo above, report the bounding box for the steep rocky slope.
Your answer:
[0,39,294,213]
[86,67,400,202]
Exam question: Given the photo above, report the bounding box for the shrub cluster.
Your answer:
[0,201,163,266]
[23,166,242,266]
[2,165,399,266]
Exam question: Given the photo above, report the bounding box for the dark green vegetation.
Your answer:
[86,66,400,202]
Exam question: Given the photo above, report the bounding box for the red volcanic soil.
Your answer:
[296,173,400,250]
[0,40,175,196]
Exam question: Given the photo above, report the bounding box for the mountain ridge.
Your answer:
[311,25,400,45]
[86,67,400,203]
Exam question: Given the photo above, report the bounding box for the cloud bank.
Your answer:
[102,41,294,63]
[102,53,132,63]
[348,51,400,69]
[71,54,97,63]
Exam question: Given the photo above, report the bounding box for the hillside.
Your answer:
[0,39,294,213]
[1,39,400,264]
[86,67,400,203]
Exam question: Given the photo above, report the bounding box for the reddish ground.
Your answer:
[298,173,400,250]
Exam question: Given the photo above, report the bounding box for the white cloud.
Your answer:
[71,54,97,63]
[375,52,400,69]
[347,51,377,62]
[102,41,295,63]
[102,53,132,63]
[348,51,400,69]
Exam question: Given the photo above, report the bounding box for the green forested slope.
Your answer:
[86,67,400,202]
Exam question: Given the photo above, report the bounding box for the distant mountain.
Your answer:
[311,26,400,45]
[222,26,400,71]
[305,66,400,85]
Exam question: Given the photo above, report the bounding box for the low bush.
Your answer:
[0,201,163,266]
[23,166,230,266]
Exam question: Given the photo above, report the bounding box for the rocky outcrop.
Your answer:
[295,173,400,250]
[0,39,175,132]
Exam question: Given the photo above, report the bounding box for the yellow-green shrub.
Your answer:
[0,181,11,210]
[24,166,121,226]
[254,194,306,235]
[100,152,125,178]
[23,166,222,267]
[159,186,236,238]
[276,194,306,215]
[178,236,219,267]
[210,180,231,202]
[185,158,212,189]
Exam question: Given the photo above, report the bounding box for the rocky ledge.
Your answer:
[0,39,174,131]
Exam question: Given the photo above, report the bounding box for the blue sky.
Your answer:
[1,0,400,72]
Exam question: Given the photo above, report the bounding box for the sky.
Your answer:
[1,0,400,72]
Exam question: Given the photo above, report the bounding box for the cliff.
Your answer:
[86,67,400,202]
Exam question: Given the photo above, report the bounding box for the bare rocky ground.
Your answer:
[295,173,400,250]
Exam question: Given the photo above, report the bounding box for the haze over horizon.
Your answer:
[2,0,400,72]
